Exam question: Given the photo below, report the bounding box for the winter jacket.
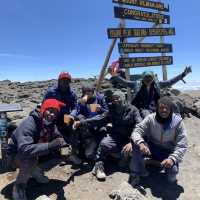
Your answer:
[43,84,77,117]
[81,103,142,139]
[75,94,108,119]
[131,113,188,164]
[7,110,62,159]
[110,72,186,111]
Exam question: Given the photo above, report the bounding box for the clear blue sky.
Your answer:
[0,0,199,82]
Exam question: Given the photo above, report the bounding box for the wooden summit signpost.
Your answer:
[119,56,173,68]
[112,0,169,11]
[96,0,175,92]
[107,27,175,38]
[118,43,172,53]
[114,6,170,24]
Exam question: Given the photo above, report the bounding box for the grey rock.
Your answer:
[109,181,146,200]
[35,195,51,200]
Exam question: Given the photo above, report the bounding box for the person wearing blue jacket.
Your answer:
[8,99,67,200]
[43,72,77,117]
[43,72,80,164]
[72,84,108,162]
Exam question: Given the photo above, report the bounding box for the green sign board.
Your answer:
[119,56,173,68]
[118,43,173,53]
[114,6,170,24]
[107,28,175,38]
[112,0,169,12]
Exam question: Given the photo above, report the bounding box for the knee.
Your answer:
[166,163,179,175]
[170,164,179,174]
[100,139,115,152]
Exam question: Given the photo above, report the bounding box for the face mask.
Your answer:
[43,118,55,129]
[112,101,124,114]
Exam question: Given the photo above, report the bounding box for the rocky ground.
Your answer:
[0,79,200,200]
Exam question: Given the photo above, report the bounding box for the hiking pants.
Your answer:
[130,142,179,176]
[9,155,38,184]
[95,134,129,162]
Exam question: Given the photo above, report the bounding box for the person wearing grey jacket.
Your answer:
[129,96,188,186]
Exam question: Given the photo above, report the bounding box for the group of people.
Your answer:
[7,67,191,200]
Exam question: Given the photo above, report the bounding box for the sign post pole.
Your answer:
[96,37,117,92]
[119,16,132,101]
[159,0,168,81]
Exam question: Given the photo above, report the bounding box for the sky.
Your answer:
[0,0,199,83]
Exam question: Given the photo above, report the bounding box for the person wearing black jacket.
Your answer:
[77,90,142,180]
[110,67,192,118]
[8,99,67,200]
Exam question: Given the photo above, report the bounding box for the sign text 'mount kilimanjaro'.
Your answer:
[114,7,170,24]
[118,43,172,53]
[107,28,175,38]
[119,56,173,68]
[113,0,169,12]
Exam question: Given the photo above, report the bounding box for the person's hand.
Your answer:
[73,121,81,130]
[139,143,151,156]
[161,158,174,168]
[80,95,88,104]
[122,142,132,156]
[96,104,101,112]
[108,65,119,76]
[183,66,192,77]
[64,114,74,125]
[48,138,66,150]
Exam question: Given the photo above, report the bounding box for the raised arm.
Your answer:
[159,66,192,88]
[110,75,138,91]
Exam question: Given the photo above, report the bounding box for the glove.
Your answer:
[48,138,66,150]
[182,66,192,77]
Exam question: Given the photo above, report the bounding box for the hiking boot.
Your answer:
[12,183,27,200]
[128,173,140,187]
[167,173,177,183]
[92,161,106,180]
[68,154,82,165]
[31,167,49,184]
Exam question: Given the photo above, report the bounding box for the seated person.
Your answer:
[129,97,188,186]
[43,71,79,164]
[72,84,108,161]
[77,90,142,180]
[7,99,67,200]
[109,63,192,118]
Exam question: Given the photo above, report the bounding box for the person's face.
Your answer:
[158,103,171,119]
[111,95,122,105]
[58,78,70,92]
[84,91,94,99]
[143,75,153,86]
[43,108,58,123]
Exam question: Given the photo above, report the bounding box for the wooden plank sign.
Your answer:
[119,56,173,68]
[107,28,175,38]
[114,7,170,24]
[118,43,173,53]
[112,0,169,12]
